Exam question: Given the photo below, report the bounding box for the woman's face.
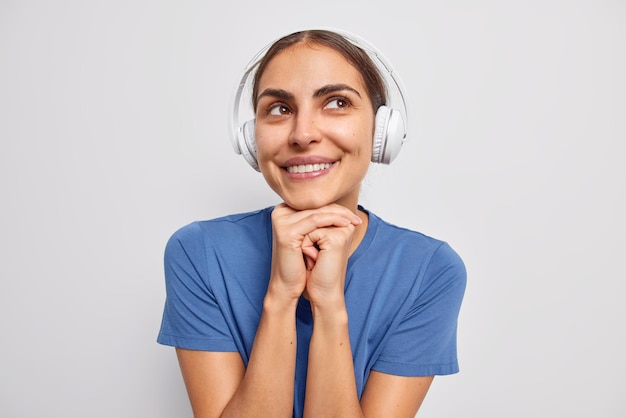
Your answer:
[254,42,375,211]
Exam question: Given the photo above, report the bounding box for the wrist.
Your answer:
[309,295,348,324]
[264,284,301,314]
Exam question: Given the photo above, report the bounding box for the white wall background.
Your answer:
[1,0,624,417]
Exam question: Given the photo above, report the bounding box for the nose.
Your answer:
[289,110,321,148]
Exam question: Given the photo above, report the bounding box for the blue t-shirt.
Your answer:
[157,206,466,416]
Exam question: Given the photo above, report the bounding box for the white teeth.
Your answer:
[287,163,332,174]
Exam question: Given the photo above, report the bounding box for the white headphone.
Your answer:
[228,28,410,171]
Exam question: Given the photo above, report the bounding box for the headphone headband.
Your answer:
[229,28,410,171]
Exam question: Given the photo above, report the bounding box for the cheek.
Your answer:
[339,115,375,150]
[254,123,286,153]
[343,126,374,157]
[253,130,274,161]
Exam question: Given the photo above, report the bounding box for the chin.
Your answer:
[283,201,326,211]
[282,195,333,211]
[278,186,360,211]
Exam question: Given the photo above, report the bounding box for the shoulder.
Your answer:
[165,206,274,255]
[366,210,466,284]
[169,207,273,241]
[367,210,454,255]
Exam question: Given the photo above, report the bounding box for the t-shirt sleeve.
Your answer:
[157,223,237,351]
[373,242,467,376]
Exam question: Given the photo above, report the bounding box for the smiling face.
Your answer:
[254,42,376,211]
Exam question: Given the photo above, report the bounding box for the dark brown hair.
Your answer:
[251,30,387,113]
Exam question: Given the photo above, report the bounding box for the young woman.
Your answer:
[158,29,466,418]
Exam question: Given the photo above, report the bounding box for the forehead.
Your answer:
[257,43,367,92]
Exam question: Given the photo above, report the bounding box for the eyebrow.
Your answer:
[313,84,362,99]
[256,84,362,103]
[257,88,294,102]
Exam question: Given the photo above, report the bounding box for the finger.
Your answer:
[273,213,354,251]
[302,241,319,259]
[303,252,316,271]
[273,203,362,227]
[301,233,319,268]
[296,213,360,238]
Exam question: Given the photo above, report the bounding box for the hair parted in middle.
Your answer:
[251,29,388,114]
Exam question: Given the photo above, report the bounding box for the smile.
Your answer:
[286,163,333,174]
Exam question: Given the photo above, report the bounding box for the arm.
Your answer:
[302,208,437,417]
[305,260,433,418]
[176,350,245,418]
[301,208,364,417]
[304,301,364,417]
[304,305,434,418]
[176,204,363,417]
[174,278,299,418]
[360,241,466,417]
[219,292,299,417]
[360,372,433,417]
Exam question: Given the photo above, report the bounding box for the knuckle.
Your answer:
[308,213,322,226]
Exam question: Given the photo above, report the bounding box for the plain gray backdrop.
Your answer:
[1,0,624,417]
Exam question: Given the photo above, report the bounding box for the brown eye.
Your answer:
[269,104,290,116]
[325,97,350,110]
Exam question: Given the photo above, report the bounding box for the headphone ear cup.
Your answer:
[372,106,406,164]
[238,119,260,171]
[383,108,406,164]
[372,106,390,164]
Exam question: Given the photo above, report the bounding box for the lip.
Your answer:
[283,156,336,166]
[282,156,337,179]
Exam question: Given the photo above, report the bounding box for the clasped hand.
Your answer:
[270,203,362,305]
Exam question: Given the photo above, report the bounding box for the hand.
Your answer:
[303,208,360,306]
[269,204,361,302]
